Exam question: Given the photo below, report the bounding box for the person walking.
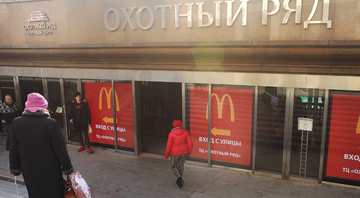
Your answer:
[9,92,74,198]
[69,92,93,153]
[0,95,21,150]
[164,120,193,188]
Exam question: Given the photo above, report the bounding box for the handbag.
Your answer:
[64,175,76,198]
[70,171,91,198]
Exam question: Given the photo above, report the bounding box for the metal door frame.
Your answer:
[283,88,294,179]
[280,87,329,182]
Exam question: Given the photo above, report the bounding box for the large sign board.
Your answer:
[190,86,253,165]
[104,1,332,31]
[84,82,134,148]
[326,94,360,181]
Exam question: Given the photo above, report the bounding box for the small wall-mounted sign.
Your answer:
[298,117,313,132]
[23,11,56,36]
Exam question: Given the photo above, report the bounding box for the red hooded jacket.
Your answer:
[164,127,193,159]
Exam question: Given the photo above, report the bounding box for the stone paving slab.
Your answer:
[1,134,360,198]
[0,179,28,198]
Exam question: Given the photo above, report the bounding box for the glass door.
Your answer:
[136,81,182,155]
[256,87,287,174]
[64,79,79,142]
[0,77,16,136]
[289,88,324,179]
[47,79,65,138]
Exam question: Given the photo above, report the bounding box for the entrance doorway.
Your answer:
[46,79,66,139]
[256,87,287,174]
[289,88,324,179]
[0,77,16,135]
[136,82,182,155]
[255,87,324,180]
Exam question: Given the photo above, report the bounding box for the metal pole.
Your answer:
[111,80,118,152]
[299,130,304,177]
[283,87,294,179]
[305,131,309,178]
[318,89,329,184]
[182,83,186,128]
[60,79,69,142]
[42,78,49,102]
[13,76,22,109]
[208,84,212,167]
[252,86,258,174]
[132,81,139,156]
[77,79,82,95]
[77,79,84,146]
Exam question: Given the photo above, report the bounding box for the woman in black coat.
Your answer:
[9,93,74,198]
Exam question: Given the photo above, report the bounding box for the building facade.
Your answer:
[1,0,360,186]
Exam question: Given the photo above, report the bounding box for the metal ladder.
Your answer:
[299,130,309,178]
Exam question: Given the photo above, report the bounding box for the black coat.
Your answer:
[69,99,92,131]
[9,110,74,198]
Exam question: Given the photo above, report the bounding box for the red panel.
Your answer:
[190,86,209,160]
[84,82,134,148]
[326,94,360,180]
[190,86,253,165]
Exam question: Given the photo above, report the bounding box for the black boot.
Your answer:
[178,177,184,188]
[176,177,181,188]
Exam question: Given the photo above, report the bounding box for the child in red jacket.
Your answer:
[165,120,193,188]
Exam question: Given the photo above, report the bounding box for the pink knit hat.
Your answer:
[24,93,48,113]
[173,120,182,128]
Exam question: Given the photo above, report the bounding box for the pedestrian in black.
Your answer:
[69,92,93,153]
[0,95,21,150]
[9,92,74,198]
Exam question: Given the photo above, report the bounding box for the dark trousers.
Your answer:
[77,130,91,147]
[75,122,91,147]
[4,124,12,150]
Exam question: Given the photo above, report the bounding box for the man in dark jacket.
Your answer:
[69,92,93,153]
[9,92,74,198]
[0,95,22,150]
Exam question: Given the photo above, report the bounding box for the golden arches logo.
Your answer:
[206,93,235,122]
[356,115,360,134]
[99,87,120,112]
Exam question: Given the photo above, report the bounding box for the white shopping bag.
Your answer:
[70,171,91,198]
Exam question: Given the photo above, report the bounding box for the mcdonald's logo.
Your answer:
[356,115,360,134]
[99,87,120,112]
[206,93,235,136]
[206,93,235,122]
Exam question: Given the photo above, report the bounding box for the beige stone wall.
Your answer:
[0,0,359,45]
[1,0,360,76]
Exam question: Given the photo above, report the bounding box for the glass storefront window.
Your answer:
[325,90,360,185]
[114,81,134,151]
[256,87,286,173]
[80,80,135,152]
[83,80,114,149]
[210,85,253,167]
[0,77,15,103]
[19,77,43,109]
[186,84,254,167]
[186,84,209,162]
[0,77,16,134]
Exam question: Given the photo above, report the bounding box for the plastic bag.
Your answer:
[70,171,91,198]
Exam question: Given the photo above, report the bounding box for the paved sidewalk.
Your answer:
[0,135,360,198]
